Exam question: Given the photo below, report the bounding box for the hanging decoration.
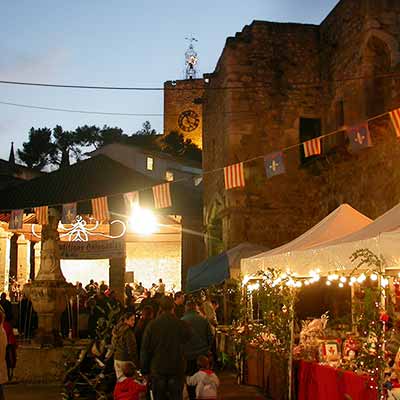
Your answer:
[152,183,172,209]
[31,215,126,242]
[346,123,372,152]
[389,108,400,137]
[264,152,285,178]
[9,209,24,230]
[34,206,48,225]
[62,202,77,224]
[303,137,322,158]
[224,162,245,189]
[91,196,109,222]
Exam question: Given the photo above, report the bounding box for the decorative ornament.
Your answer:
[32,215,126,242]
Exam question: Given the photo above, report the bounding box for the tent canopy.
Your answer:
[241,204,373,277]
[186,242,268,292]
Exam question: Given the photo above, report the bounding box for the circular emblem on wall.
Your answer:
[178,110,200,132]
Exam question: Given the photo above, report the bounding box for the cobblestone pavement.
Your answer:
[4,372,266,400]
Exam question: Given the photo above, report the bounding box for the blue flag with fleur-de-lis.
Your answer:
[347,123,372,152]
[62,202,77,224]
[264,152,286,179]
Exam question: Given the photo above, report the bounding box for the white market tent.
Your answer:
[241,203,375,277]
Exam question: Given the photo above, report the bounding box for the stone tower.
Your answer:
[163,79,204,148]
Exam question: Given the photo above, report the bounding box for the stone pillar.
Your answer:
[181,215,205,290]
[24,208,73,346]
[17,235,30,285]
[0,229,11,293]
[34,242,41,279]
[109,220,126,303]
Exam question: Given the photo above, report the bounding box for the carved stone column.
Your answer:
[24,208,73,346]
[109,218,126,303]
[0,228,12,293]
[17,235,30,285]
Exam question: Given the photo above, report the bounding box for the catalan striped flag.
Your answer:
[91,197,109,221]
[390,108,400,137]
[152,183,172,209]
[9,210,24,230]
[303,138,322,158]
[34,206,48,225]
[224,162,245,190]
[123,191,140,213]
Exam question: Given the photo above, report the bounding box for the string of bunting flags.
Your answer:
[4,106,400,229]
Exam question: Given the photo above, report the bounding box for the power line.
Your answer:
[1,71,400,91]
[0,100,163,117]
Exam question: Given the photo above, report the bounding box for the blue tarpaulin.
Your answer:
[186,243,268,292]
[186,252,230,293]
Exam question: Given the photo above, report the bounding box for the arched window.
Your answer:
[363,36,392,118]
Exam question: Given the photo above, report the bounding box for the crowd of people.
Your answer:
[3,277,221,400]
[69,278,220,400]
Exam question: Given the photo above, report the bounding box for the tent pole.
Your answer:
[288,296,295,400]
[223,281,228,325]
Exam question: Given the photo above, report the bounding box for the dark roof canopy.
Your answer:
[0,155,201,216]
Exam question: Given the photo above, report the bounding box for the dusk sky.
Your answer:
[0,0,338,161]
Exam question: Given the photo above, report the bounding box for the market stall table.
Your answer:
[297,360,378,400]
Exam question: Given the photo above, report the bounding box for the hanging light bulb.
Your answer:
[357,273,366,283]
[350,276,357,283]
[340,276,347,283]
[381,277,389,287]
[295,281,303,288]
[326,280,332,286]
[370,273,378,281]
[339,282,344,288]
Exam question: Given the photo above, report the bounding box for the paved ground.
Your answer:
[4,372,266,399]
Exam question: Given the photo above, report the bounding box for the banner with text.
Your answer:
[59,239,125,260]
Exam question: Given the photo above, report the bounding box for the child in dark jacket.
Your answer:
[113,362,147,400]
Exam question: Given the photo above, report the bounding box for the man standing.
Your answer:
[174,292,185,319]
[141,297,191,400]
[181,301,213,400]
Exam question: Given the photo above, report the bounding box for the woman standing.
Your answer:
[112,312,138,381]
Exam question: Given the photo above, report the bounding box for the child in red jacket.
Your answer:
[113,362,147,400]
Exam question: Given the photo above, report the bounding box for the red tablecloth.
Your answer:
[297,360,378,400]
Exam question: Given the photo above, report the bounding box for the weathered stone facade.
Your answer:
[203,0,400,253]
[164,79,204,148]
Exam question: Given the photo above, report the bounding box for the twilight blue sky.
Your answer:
[0,0,338,161]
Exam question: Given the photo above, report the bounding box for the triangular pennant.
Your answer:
[9,210,24,230]
[34,206,48,225]
[62,202,77,224]
[224,162,245,189]
[91,197,109,221]
[303,138,322,158]
[346,123,372,152]
[264,152,285,178]
[152,183,172,209]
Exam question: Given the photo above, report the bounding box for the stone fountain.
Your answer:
[24,207,74,346]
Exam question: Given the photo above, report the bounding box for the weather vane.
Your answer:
[185,35,198,80]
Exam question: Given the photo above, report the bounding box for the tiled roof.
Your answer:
[0,155,201,216]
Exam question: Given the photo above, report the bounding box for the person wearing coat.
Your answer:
[181,301,213,400]
[0,312,8,399]
[112,312,138,381]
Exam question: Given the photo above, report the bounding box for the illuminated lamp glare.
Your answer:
[129,207,158,235]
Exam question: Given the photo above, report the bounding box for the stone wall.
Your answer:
[164,79,204,148]
[203,0,400,253]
